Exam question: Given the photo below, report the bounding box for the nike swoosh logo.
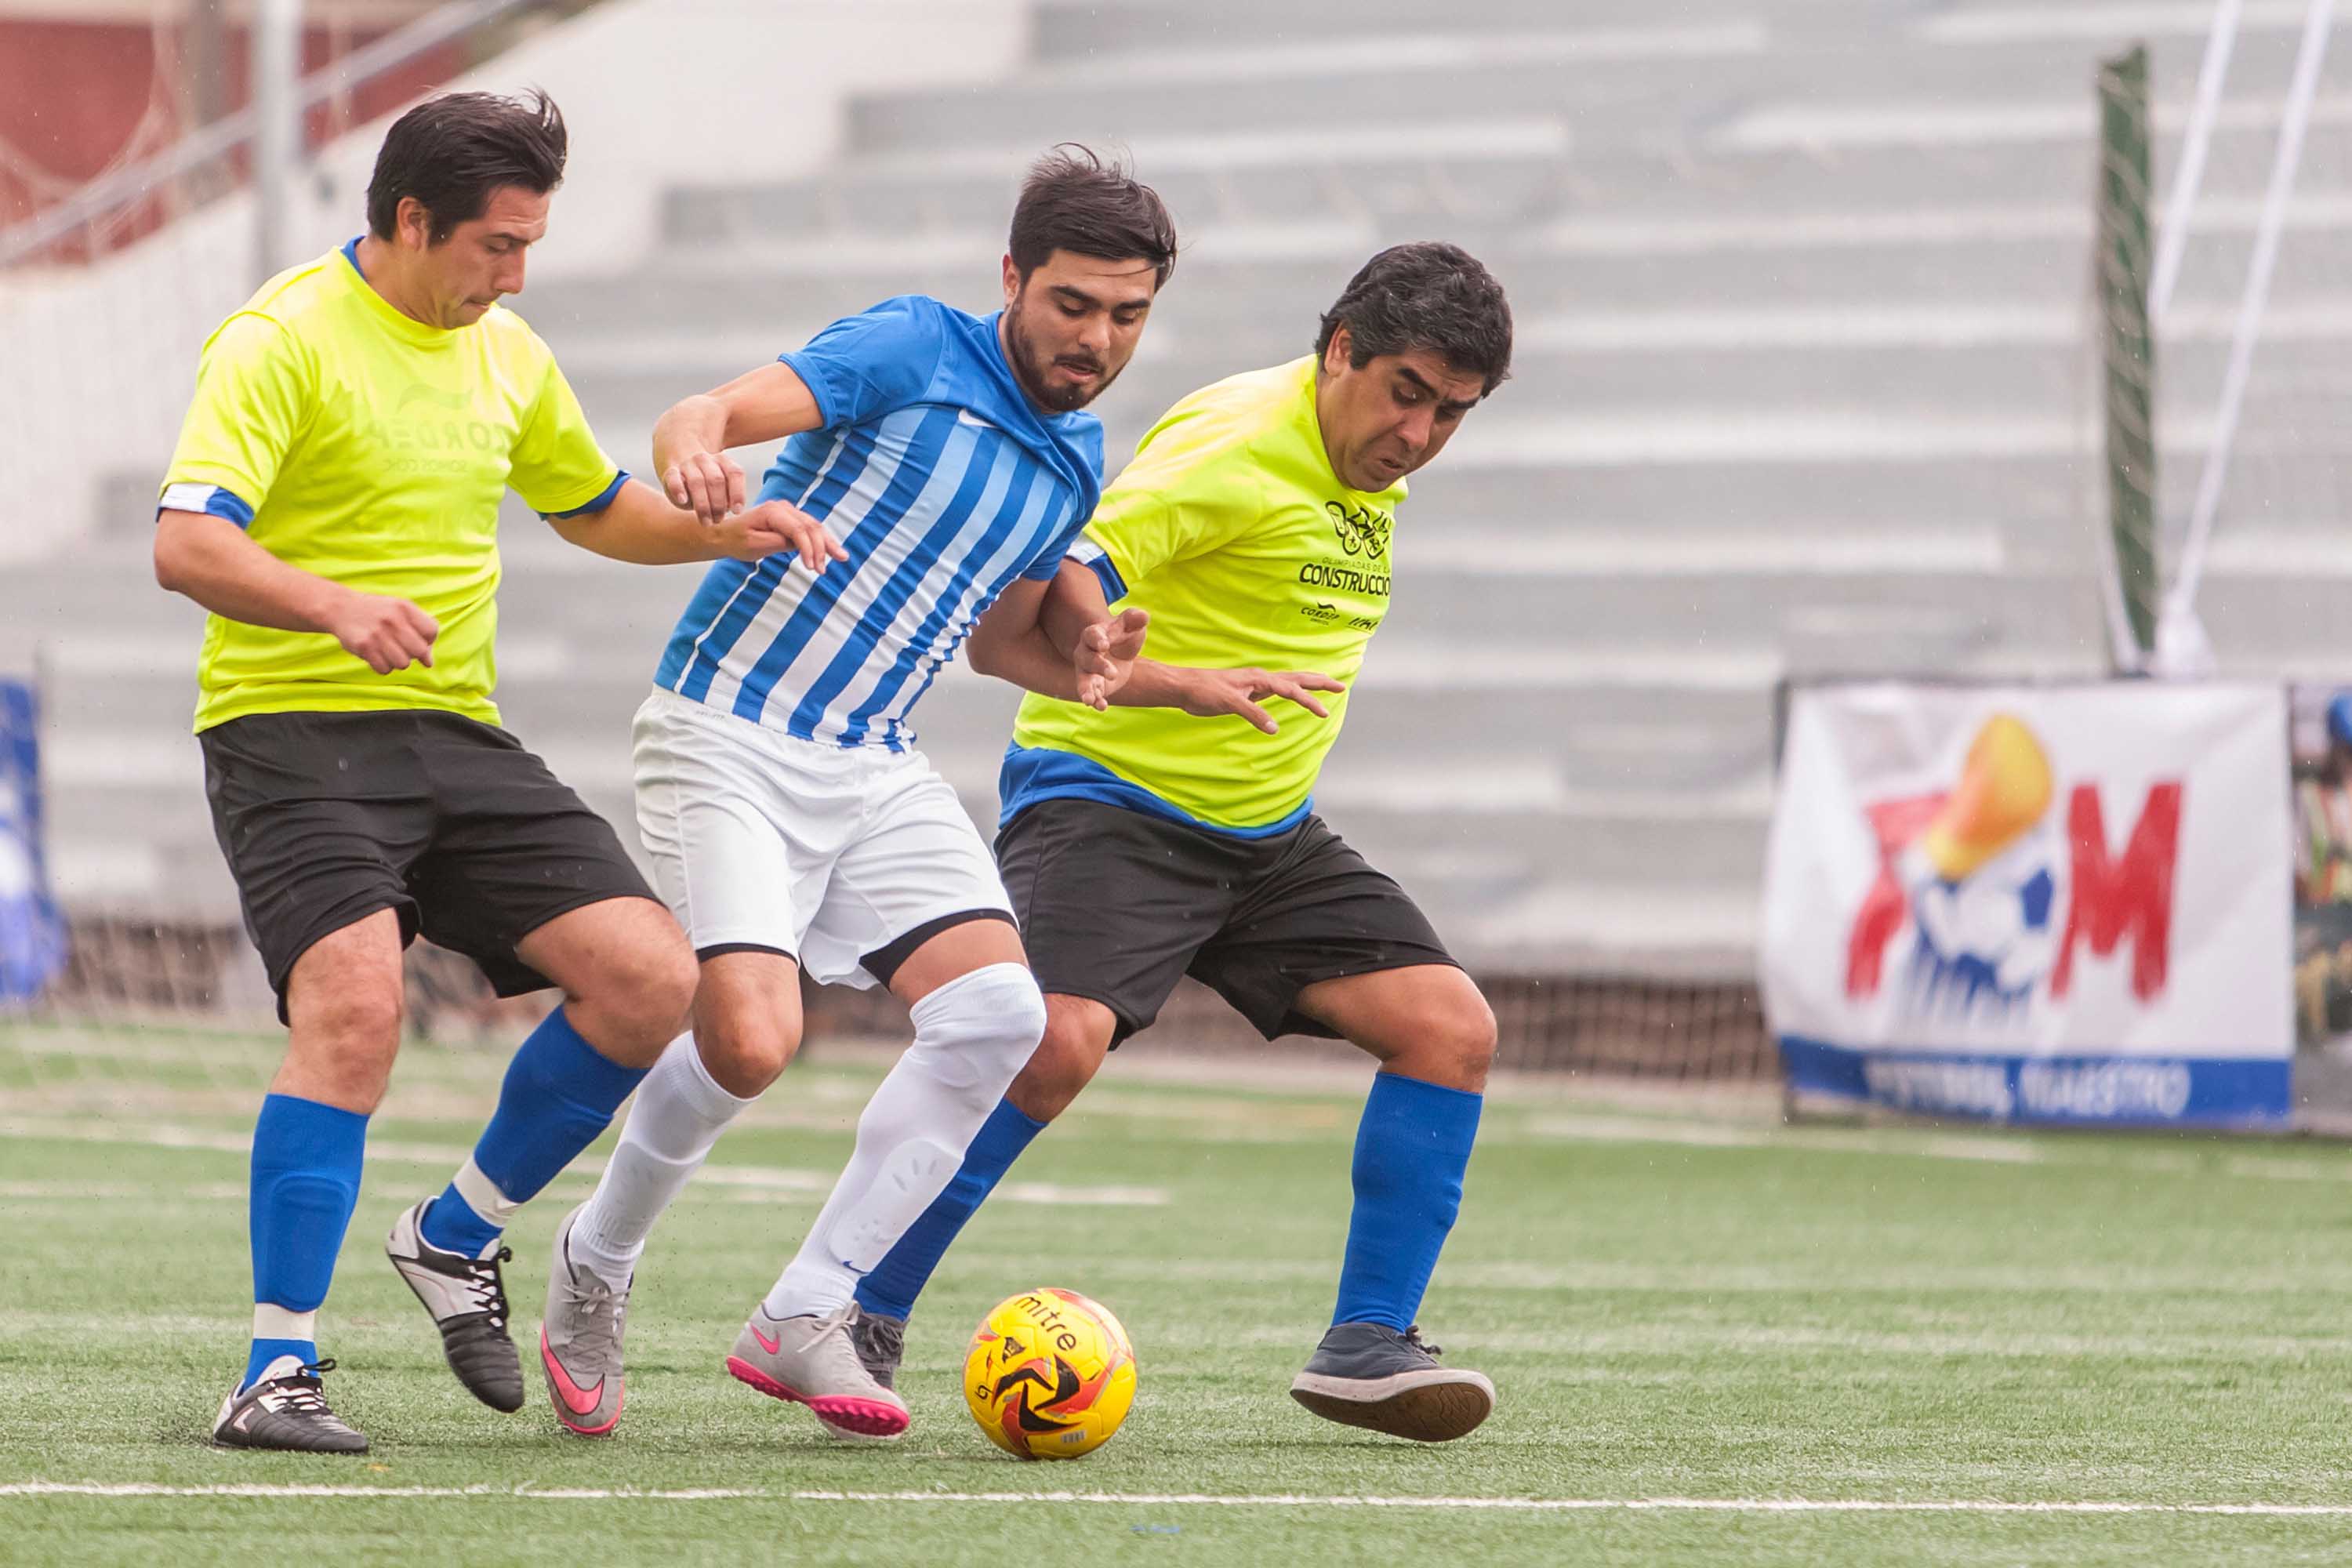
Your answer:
[956,409,996,430]
[540,1331,606,1415]
[750,1324,782,1356]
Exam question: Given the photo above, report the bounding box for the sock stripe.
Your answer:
[452,1158,522,1227]
[252,1305,318,1341]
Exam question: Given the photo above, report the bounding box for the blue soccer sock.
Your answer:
[855,1096,1047,1322]
[1330,1071,1484,1332]
[419,1007,648,1258]
[244,1094,368,1390]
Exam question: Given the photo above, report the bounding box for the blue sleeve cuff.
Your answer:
[543,469,628,520]
[158,482,255,528]
[776,350,840,431]
[1083,552,1127,603]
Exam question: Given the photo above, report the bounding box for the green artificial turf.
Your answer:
[2,1021,2350,1565]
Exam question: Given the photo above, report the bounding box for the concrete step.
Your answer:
[1031,0,1776,58]
[841,33,2352,159]
[522,213,2352,354]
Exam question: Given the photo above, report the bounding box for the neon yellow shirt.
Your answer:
[160,240,621,732]
[1004,355,1404,833]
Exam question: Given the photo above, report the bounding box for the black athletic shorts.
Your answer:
[995,797,1459,1046]
[199,708,657,1019]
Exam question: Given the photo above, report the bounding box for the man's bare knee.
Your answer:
[695,999,800,1098]
[1007,1011,1109,1123]
[1356,991,1497,1094]
[1442,994,1500,1091]
[281,978,404,1110]
[584,935,699,1051]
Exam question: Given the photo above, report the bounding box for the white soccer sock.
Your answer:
[571,1033,753,1288]
[765,963,1045,1318]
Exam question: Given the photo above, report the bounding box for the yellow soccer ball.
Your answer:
[963,1287,1138,1460]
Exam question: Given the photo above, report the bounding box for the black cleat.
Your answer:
[211,1356,369,1454]
[1289,1322,1495,1443]
[386,1200,524,1412]
[849,1308,907,1392]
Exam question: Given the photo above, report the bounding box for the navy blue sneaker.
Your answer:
[1289,1323,1494,1443]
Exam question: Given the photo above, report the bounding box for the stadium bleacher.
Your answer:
[8,0,2352,985]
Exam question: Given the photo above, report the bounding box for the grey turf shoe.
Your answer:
[849,1308,907,1392]
[1289,1323,1496,1443]
[211,1355,369,1454]
[725,1302,910,1439]
[540,1205,628,1436]
[386,1199,525,1413]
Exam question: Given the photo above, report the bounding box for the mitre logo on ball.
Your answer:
[1843,713,2184,1025]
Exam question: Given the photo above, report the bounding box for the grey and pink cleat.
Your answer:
[539,1205,628,1437]
[726,1302,909,1439]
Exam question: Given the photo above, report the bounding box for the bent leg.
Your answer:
[854,993,1116,1322]
[568,951,800,1287]
[1294,964,1497,1332]
[769,917,1046,1319]
[418,896,698,1257]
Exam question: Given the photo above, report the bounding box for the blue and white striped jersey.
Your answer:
[654,296,1105,750]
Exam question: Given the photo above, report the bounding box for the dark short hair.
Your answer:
[366,89,568,243]
[1314,242,1514,397]
[1007,144,1179,290]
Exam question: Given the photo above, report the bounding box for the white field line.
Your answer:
[0,1118,1166,1207]
[9,1105,2346,1196]
[3,1483,2349,1515]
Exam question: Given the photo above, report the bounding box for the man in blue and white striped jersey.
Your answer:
[528,148,1206,1440]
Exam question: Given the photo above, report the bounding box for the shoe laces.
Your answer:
[567,1269,628,1357]
[272,1359,338,1417]
[1402,1325,1444,1359]
[808,1301,860,1337]
[463,1245,514,1331]
[855,1311,906,1368]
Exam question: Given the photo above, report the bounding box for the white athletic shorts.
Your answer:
[631,688,1014,989]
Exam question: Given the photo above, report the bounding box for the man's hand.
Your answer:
[325,590,438,673]
[663,448,747,524]
[723,499,851,570]
[1171,666,1345,735]
[1074,608,1149,710]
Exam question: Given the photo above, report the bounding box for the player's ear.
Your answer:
[397,195,431,252]
[1322,325,1353,378]
[1001,254,1021,308]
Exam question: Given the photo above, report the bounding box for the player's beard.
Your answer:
[1004,299,1120,413]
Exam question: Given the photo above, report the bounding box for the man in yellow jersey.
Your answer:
[153,91,838,1455]
[849,242,1515,1445]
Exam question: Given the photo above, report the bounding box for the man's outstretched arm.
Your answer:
[653,362,826,524]
[968,568,1149,708]
[969,561,1345,734]
[545,478,847,569]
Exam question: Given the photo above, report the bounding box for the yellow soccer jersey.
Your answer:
[1004,355,1404,833]
[160,239,622,731]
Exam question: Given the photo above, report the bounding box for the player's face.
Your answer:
[1315,328,1486,492]
[1000,250,1158,413]
[408,187,550,328]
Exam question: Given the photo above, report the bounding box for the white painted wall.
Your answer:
[0,0,1029,560]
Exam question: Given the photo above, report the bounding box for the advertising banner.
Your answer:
[0,678,67,1005]
[1763,681,2292,1127]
